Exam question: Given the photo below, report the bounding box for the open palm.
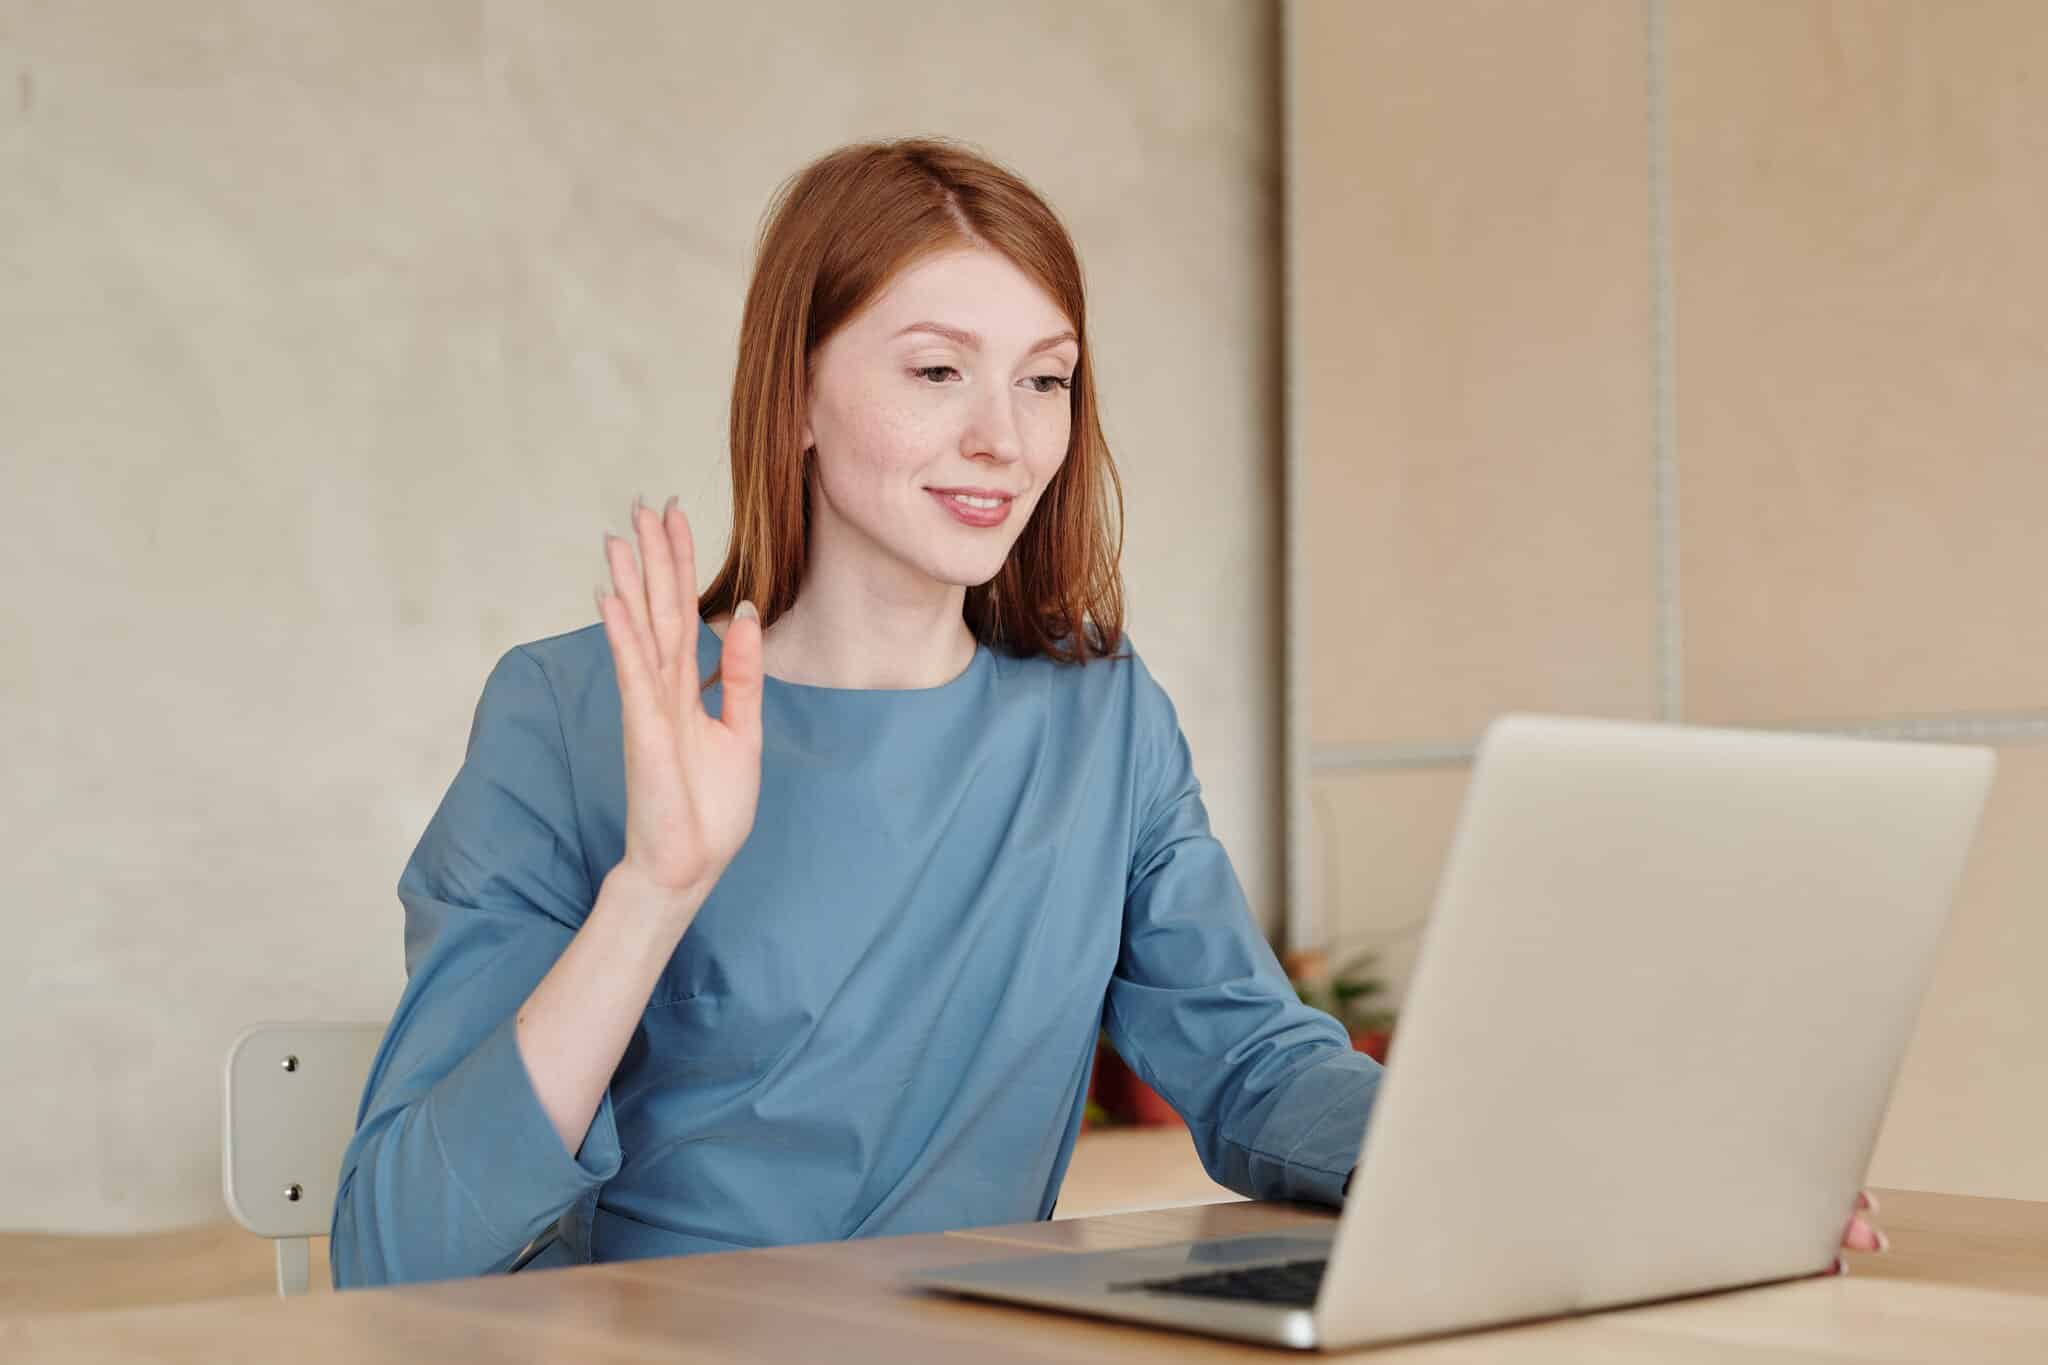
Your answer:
[596,495,765,903]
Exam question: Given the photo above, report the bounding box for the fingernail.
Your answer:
[1875,1228,1890,1254]
[593,584,609,613]
[663,494,678,517]
[633,493,647,516]
[1864,1192,1880,1216]
[736,600,757,621]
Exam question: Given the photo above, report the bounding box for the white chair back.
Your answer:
[222,1021,383,1294]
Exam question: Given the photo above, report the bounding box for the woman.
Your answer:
[330,138,1884,1287]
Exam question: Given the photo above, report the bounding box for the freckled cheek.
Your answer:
[828,403,933,482]
[1026,409,1073,476]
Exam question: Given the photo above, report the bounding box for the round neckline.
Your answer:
[702,626,990,698]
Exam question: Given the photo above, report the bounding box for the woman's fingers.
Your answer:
[594,583,656,725]
[717,601,765,750]
[604,531,661,689]
[634,495,685,691]
[1842,1188,1888,1254]
[1840,1210,1888,1254]
[663,496,701,701]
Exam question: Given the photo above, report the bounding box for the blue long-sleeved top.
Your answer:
[331,620,1381,1287]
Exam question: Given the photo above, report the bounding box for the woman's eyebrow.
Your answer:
[892,321,1079,356]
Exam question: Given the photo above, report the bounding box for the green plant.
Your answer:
[1294,949,1397,1036]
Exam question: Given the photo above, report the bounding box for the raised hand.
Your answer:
[594,495,765,911]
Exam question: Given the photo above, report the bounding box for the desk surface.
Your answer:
[6,1186,2046,1360]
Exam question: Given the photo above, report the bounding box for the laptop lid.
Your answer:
[1316,714,1994,1349]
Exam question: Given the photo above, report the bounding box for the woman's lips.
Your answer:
[927,488,1012,528]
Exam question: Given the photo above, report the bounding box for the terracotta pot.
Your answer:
[1089,1044,1185,1127]
[1351,1030,1392,1063]
[1124,1072,1183,1127]
[1087,1040,1126,1125]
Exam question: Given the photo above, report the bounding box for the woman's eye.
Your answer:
[912,366,1072,394]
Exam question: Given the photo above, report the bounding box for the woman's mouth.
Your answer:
[927,488,1013,528]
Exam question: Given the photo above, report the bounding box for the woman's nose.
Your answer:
[964,382,1025,463]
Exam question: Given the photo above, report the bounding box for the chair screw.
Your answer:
[285,1184,303,1202]
[281,1055,299,1072]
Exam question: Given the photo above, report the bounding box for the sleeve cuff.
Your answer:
[425,1011,623,1250]
[1250,1054,1380,1208]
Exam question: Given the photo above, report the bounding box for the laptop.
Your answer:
[909,713,1996,1350]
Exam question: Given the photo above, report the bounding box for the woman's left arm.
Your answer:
[1104,657,1378,1209]
[1105,654,1891,1257]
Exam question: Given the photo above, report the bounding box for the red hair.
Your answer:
[698,137,1127,690]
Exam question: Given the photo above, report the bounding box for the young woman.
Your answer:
[330,138,1884,1287]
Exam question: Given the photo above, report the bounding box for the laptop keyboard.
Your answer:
[1119,1256,1328,1308]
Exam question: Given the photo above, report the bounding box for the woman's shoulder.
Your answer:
[492,622,609,686]
[995,624,1172,722]
[477,623,615,724]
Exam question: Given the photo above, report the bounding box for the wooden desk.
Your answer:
[6,1188,2045,1360]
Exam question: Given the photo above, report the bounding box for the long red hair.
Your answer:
[698,137,1127,690]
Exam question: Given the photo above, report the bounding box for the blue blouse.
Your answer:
[331,620,1381,1287]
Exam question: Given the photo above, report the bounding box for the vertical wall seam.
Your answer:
[1648,0,1683,723]
[1280,0,1314,954]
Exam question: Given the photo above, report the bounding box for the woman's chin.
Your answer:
[918,553,1011,591]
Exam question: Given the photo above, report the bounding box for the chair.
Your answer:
[222,1022,384,1294]
[222,1021,562,1295]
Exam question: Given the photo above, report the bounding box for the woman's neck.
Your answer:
[706,591,978,691]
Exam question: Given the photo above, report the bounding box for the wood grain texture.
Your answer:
[0,1125,1219,1317]
[0,1223,331,1316]
[5,1187,2045,1361]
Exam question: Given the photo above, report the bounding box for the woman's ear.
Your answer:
[798,364,815,453]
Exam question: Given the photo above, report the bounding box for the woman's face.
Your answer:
[800,245,1078,598]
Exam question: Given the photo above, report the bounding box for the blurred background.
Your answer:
[1288,0,2046,1213]
[2,0,2042,1305]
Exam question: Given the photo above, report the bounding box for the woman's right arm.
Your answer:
[329,646,643,1289]
[332,498,762,1288]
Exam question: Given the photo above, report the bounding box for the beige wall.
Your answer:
[1,2,1286,1232]
[1291,0,2048,1201]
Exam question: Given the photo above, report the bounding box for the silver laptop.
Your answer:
[910,713,1995,1351]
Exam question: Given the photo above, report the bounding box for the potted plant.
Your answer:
[1086,947,1397,1130]
[1292,949,1398,1062]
